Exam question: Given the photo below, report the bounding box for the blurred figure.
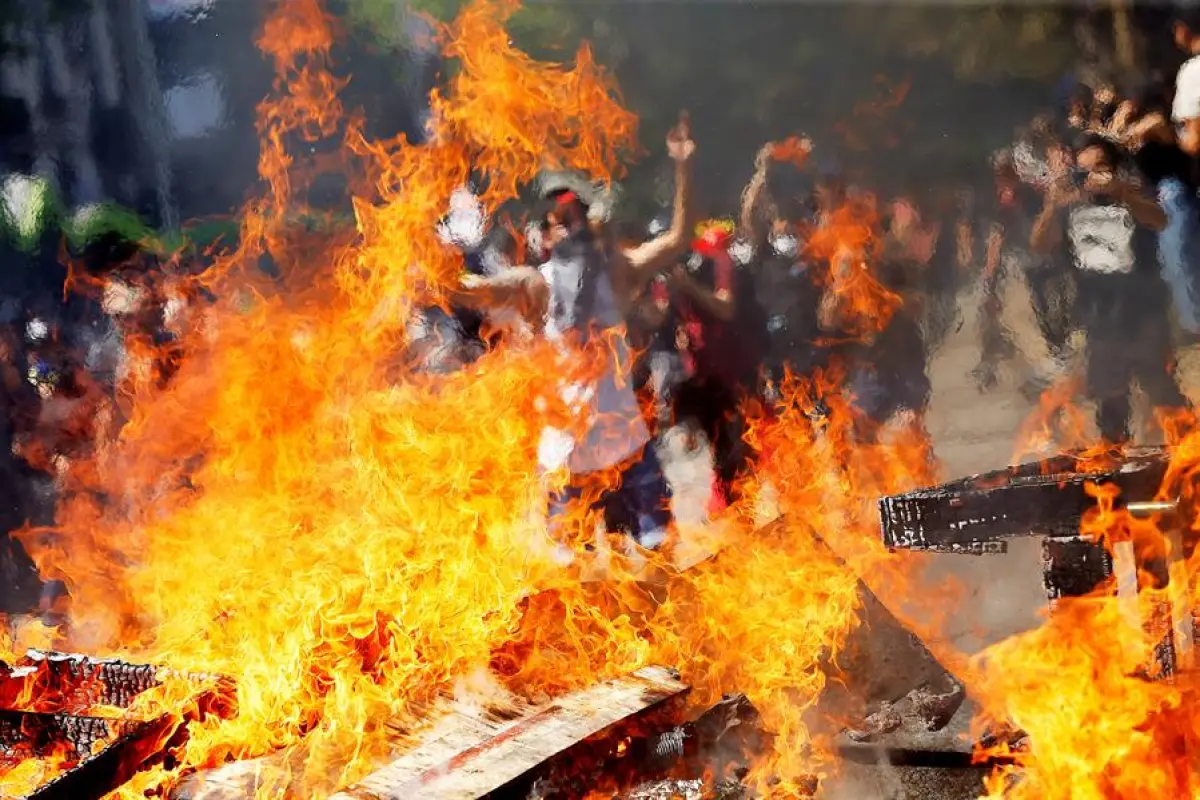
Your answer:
[826,193,934,443]
[974,150,1075,394]
[626,215,683,434]
[454,115,696,553]
[918,185,972,357]
[1031,134,1189,444]
[665,219,767,513]
[1172,8,1200,157]
[739,138,834,398]
[1112,72,1200,336]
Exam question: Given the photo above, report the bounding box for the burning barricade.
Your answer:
[2,0,1200,799]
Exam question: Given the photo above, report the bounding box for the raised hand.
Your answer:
[666,111,696,163]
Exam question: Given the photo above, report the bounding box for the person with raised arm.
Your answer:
[452,113,696,556]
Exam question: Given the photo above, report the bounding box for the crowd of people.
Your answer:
[7,12,1200,589]
[432,11,1200,557]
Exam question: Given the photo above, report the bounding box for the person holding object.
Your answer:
[452,112,696,556]
[1108,74,1200,338]
[1030,134,1189,444]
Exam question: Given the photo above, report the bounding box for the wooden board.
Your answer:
[329,666,688,800]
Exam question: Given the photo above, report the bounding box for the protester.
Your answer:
[739,138,834,398]
[665,218,768,513]
[1104,69,1200,337]
[1173,8,1200,158]
[629,271,682,435]
[870,194,933,420]
[974,150,1075,393]
[623,216,684,435]
[1031,134,1190,443]
[453,113,696,553]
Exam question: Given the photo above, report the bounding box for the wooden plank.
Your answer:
[1112,539,1146,665]
[330,666,688,800]
[1164,528,1195,670]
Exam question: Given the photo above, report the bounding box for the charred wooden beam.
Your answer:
[0,651,234,800]
[1041,536,1113,607]
[328,666,688,800]
[879,447,1170,552]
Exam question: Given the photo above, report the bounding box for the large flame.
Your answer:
[7,2,1198,799]
[0,1,891,797]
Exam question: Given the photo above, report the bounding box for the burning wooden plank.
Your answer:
[328,666,688,800]
[0,650,235,800]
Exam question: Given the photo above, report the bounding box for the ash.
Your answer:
[620,778,751,800]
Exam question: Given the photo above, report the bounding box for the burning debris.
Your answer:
[4,0,1200,797]
[0,650,234,800]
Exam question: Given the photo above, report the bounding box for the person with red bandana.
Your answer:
[452,114,696,556]
[666,218,768,515]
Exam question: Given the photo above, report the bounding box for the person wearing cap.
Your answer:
[453,113,696,555]
[1032,133,1189,443]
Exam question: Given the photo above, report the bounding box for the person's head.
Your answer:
[693,218,735,257]
[543,190,590,246]
[1074,133,1120,176]
[812,153,845,212]
[1175,9,1200,53]
[535,171,600,247]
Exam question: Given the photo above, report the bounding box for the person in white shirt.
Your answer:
[453,114,696,553]
[1031,134,1189,444]
[1174,10,1200,156]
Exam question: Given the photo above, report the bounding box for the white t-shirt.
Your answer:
[1067,203,1137,275]
[536,259,649,476]
[1174,55,1200,122]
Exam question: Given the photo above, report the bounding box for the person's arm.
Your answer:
[1110,178,1168,231]
[448,267,549,324]
[1180,118,1200,156]
[1125,111,1174,148]
[982,222,1004,281]
[618,113,696,287]
[1082,170,1166,231]
[1175,61,1200,156]
[1030,194,1067,254]
[956,217,974,272]
[668,254,736,323]
[739,143,780,243]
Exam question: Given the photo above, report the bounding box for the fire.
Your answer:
[969,412,1200,797]
[804,196,904,345]
[0,1,886,796]
[14,1,1197,799]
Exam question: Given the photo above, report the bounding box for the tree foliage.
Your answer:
[334,0,1108,208]
[844,6,1080,83]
